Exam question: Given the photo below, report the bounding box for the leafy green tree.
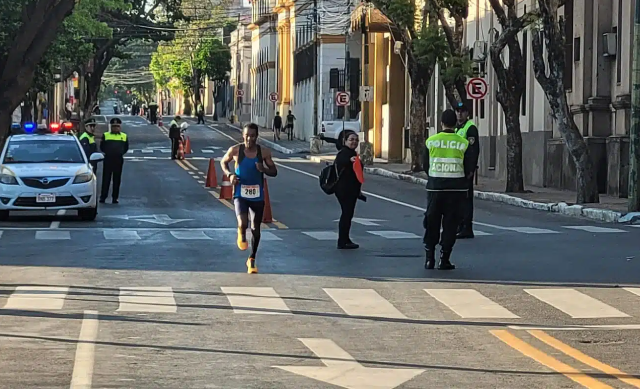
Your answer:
[0,0,77,141]
[193,39,231,84]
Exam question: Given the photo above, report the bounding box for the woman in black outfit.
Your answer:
[333,130,364,249]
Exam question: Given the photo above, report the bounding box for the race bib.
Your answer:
[241,184,260,199]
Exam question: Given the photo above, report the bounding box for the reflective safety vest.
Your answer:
[104,132,127,142]
[169,120,178,127]
[79,132,95,144]
[425,132,469,178]
[456,120,475,139]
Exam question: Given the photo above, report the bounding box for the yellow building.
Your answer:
[349,4,408,162]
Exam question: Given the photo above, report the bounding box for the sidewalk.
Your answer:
[306,152,639,224]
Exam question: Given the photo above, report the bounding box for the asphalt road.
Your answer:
[0,114,639,388]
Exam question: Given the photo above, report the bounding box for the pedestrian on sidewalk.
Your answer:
[454,102,480,239]
[334,130,366,250]
[273,112,282,141]
[285,110,295,140]
[422,109,475,270]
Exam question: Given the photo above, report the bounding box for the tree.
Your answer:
[0,0,77,142]
[370,0,449,172]
[193,39,231,84]
[531,0,599,203]
[487,0,538,193]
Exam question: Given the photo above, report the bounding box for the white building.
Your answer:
[229,18,253,123]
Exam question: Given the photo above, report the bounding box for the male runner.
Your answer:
[220,123,278,273]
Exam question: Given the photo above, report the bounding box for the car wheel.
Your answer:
[78,207,97,221]
[0,211,8,221]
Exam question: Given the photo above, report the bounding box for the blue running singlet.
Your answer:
[233,144,264,202]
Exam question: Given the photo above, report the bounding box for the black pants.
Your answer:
[423,191,466,253]
[101,157,124,201]
[234,198,265,259]
[336,191,358,245]
[197,113,205,124]
[458,178,474,232]
[171,138,179,159]
[90,162,98,174]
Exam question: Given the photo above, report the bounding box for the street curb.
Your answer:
[363,166,629,224]
[224,123,309,155]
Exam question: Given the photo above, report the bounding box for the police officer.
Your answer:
[99,117,128,204]
[80,118,98,173]
[422,109,475,270]
[168,116,183,159]
[454,102,480,239]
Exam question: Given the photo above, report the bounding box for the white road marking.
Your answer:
[562,226,628,233]
[473,222,559,234]
[103,230,141,240]
[0,231,3,239]
[509,324,640,331]
[424,289,520,319]
[471,230,492,236]
[367,230,420,239]
[49,209,66,229]
[170,230,213,240]
[117,287,177,313]
[36,230,71,240]
[221,287,291,315]
[2,286,69,310]
[69,310,99,389]
[524,288,630,318]
[202,149,214,153]
[248,230,282,241]
[302,231,338,240]
[623,287,640,298]
[324,288,407,318]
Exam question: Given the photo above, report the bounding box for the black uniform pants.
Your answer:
[90,161,98,174]
[423,191,466,253]
[171,138,179,159]
[458,178,474,232]
[101,157,124,200]
[336,191,358,245]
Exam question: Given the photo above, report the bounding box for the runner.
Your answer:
[220,123,278,273]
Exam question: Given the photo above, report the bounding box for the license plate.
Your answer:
[36,194,56,203]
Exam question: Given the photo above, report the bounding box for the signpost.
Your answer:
[269,92,278,103]
[335,91,350,106]
[236,89,244,97]
[466,77,488,100]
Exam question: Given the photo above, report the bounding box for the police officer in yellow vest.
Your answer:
[454,102,480,239]
[80,118,98,173]
[422,109,476,270]
[168,116,182,159]
[99,117,129,204]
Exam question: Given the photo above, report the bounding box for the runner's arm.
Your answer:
[261,148,278,177]
[220,146,237,177]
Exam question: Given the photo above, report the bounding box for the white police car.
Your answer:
[0,123,104,221]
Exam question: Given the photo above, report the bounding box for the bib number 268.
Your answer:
[241,185,260,199]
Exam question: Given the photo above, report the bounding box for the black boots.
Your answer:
[425,248,455,270]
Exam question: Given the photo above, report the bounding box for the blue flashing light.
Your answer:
[24,122,36,132]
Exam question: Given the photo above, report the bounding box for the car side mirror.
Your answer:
[90,153,104,162]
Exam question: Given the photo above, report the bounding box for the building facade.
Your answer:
[229,19,253,123]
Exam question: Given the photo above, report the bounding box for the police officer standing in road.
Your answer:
[454,102,480,239]
[422,109,475,270]
[168,116,182,159]
[99,117,128,204]
[80,118,98,173]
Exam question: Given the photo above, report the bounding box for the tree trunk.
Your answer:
[531,5,599,204]
[503,104,525,192]
[83,49,114,120]
[0,0,76,140]
[409,88,427,172]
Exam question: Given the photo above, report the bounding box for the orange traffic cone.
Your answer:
[158,115,163,127]
[184,137,192,154]
[262,179,273,223]
[177,140,184,160]
[205,158,218,188]
[219,174,233,199]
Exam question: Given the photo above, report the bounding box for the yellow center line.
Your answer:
[490,330,613,389]
[528,330,640,388]
[183,160,198,170]
[175,160,190,171]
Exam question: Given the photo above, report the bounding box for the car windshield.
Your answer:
[3,139,84,164]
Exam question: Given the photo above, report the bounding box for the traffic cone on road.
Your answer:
[262,179,273,223]
[205,158,218,188]
[158,115,163,127]
[177,140,184,160]
[219,174,233,199]
[184,137,192,154]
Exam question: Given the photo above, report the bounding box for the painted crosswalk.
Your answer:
[126,148,221,154]
[0,224,636,242]
[1,285,639,323]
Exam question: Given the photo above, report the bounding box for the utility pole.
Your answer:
[360,5,373,165]
[630,0,640,212]
[313,1,319,136]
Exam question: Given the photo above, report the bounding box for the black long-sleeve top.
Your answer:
[334,147,362,195]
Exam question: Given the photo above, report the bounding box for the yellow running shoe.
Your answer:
[237,228,248,250]
[246,258,258,274]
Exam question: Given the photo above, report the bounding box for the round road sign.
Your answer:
[269,92,278,103]
[236,89,244,97]
[335,91,350,106]
[466,77,488,100]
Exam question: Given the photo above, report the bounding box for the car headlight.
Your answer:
[72,172,93,184]
[0,174,18,185]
